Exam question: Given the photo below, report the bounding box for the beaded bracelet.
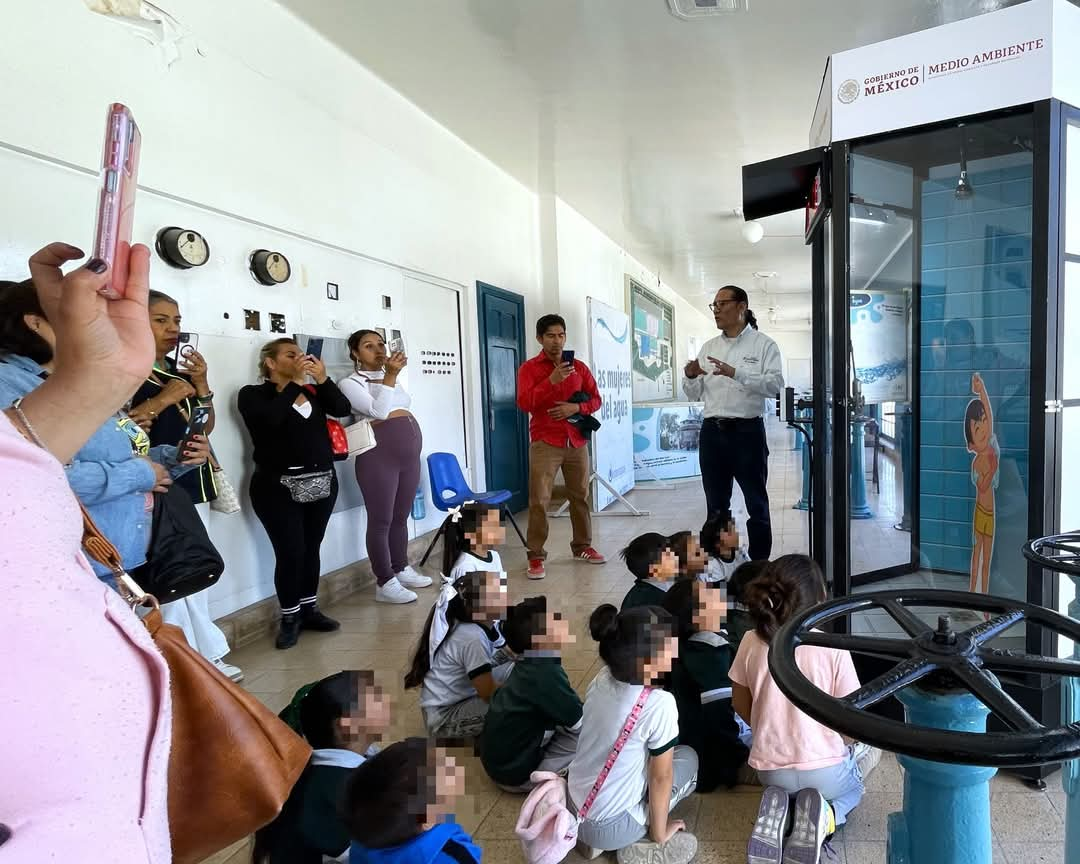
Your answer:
[9,397,48,450]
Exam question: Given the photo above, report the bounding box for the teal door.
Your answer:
[478,282,529,513]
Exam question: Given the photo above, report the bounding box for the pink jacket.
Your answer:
[0,413,172,862]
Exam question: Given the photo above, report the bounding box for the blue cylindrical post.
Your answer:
[888,684,996,864]
[794,421,812,511]
[850,418,874,519]
[896,406,913,532]
[1064,576,1080,862]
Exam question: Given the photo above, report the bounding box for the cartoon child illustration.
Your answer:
[965,373,999,595]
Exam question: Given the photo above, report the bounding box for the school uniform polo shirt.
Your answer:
[481,652,583,786]
[668,632,748,791]
[620,579,672,612]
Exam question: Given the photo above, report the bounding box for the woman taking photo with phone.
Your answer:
[339,330,431,605]
[238,338,353,649]
[0,279,209,587]
[127,290,241,681]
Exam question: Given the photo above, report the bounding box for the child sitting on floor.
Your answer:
[345,737,480,864]
[568,603,699,863]
[444,501,505,583]
[668,530,709,581]
[620,532,689,611]
[481,596,583,792]
[252,670,391,864]
[726,558,770,653]
[661,580,750,792]
[405,567,512,740]
[699,510,750,584]
[731,555,873,864]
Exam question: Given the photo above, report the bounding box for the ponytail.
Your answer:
[745,309,759,330]
[589,603,674,684]
[441,502,488,576]
[742,554,825,642]
[404,569,489,690]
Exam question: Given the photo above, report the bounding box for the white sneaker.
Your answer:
[212,657,244,683]
[617,831,698,864]
[395,566,433,589]
[376,577,418,604]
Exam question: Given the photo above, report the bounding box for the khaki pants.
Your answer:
[527,441,592,559]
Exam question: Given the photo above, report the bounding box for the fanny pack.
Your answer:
[280,470,333,503]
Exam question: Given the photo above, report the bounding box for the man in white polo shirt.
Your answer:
[683,285,783,560]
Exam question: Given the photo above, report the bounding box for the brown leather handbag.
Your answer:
[81,504,312,864]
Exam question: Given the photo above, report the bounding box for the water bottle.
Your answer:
[411,485,426,521]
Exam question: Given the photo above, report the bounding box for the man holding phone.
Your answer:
[516,314,605,579]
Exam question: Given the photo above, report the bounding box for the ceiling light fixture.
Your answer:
[667,0,750,19]
[742,221,765,244]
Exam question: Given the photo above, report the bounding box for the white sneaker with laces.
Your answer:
[212,658,244,683]
[395,566,433,589]
[376,577,418,604]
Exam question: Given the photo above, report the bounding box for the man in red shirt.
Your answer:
[516,314,606,578]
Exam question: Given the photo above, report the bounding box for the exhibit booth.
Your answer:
[742,0,1080,782]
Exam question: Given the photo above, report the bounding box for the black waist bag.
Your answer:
[131,483,225,603]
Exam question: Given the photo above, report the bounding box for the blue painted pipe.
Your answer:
[888,683,996,864]
[850,419,874,520]
[794,422,811,511]
[1064,585,1080,863]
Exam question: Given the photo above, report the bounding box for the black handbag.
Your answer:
[130,483,225,603]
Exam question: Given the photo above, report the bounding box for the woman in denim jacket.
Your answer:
[0,279,207,583]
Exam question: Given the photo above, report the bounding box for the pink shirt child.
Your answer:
[0,413,172,862]
[729,630,860,771]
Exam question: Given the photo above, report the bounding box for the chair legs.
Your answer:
[503,507,526,547]
[419,519,447,567]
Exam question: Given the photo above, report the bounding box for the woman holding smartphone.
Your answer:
[127,290,240,681]
[339,329,431,605]
[238,338,353,649]
[0,280,209,587]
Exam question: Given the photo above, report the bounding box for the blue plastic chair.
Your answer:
[419,452,526,566]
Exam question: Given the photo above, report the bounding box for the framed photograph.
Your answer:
[626,276,676,401]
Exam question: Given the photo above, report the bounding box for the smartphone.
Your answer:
[171,332,199,369]
[92,103,142,299]
[561,350,575,366]
[306,337,324,360]
[389,337,405,355]
[178,404,212,459]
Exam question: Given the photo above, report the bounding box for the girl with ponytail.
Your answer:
[729,555,874,862]
[565,604,700,862]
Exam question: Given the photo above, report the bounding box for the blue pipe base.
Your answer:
[888,685,996,864]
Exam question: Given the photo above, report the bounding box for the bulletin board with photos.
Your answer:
[626,276,676,402]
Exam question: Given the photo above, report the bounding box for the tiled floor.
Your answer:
[203,422,1066,864]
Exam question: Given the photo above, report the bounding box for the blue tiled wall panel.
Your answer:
[918,163,1032,574]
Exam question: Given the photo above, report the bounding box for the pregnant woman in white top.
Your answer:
[339,329,433,604]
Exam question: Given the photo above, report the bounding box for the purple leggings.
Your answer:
[354,415,423,585]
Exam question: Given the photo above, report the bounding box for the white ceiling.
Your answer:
[277,0,1031,324]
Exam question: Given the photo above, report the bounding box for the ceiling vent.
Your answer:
[667,0,749,19]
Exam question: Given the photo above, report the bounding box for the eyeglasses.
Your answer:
[708,299,738,312]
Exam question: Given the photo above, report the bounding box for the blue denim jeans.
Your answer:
[756,746,864,826]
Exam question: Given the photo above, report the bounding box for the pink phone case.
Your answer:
[92,103,142,299]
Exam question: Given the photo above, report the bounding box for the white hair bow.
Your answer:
[448,499,477,523]
[428,576,459,664]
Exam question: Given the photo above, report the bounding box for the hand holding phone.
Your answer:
[561,350,575,366]
[389,337,405,355]
[306,337,324,361]
[92,104,141,300]
[171,332,199,369]
[177,404,212,460]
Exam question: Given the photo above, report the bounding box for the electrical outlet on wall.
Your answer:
[327,282,339,301]
[269,313,287,334]
[382,295,392,310]
[244,309,261,331]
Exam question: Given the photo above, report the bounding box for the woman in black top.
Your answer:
[238,337,353,649]
[128,290,241,679]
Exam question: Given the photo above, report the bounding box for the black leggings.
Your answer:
[250,469,338,613]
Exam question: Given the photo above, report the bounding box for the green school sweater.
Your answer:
[620,580,670,611]
[667,632,749,792]
[481,653,583,786]
[261,755,358,864]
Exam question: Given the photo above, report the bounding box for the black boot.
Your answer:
[300,604,340,632]
[276,612,301,650]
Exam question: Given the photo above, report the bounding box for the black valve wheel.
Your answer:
[1023,532,1080,577]
[768,589,1080,767]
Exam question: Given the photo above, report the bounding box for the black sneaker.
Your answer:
[300,604,341,632]
[276,613,301,650]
